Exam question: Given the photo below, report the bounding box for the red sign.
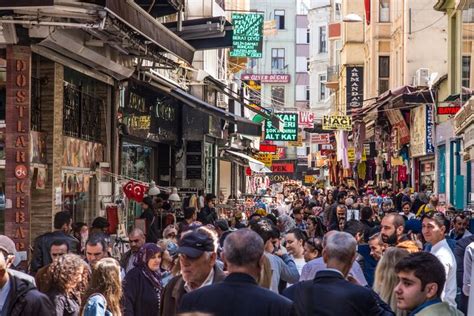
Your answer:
[320,149,334,156]
[271,163,294,173]
[437,106,461,115]
[311,133,330,144]
[299,111,316,128]
[5,46,31,256]
[241,74,291,83]
[260,144,277,153]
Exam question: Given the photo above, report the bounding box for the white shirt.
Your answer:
[431,238,457,307]
[463,241,474,296]
[184,268,214,293]
[399,212,416,220]
[0,277,10,314]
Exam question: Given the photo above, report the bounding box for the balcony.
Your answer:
[326,65,339,90]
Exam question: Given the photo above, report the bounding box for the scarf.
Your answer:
[134,243,163,309]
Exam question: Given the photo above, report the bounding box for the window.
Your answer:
[271,86,285,107]
[307,28,310,44]
[319,74,327,101]
[319,26,327,53]
[335,2,342,21]
[463,56,471,88]
[275,10,285,29]
[306,86,310,101]
[378,56,390,94]
[307,58,311,72]
[249,58,258,68]
[463,3,474,23]
[271,48,285,72]
[379,0,390,22]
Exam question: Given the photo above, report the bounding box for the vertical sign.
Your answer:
[230,14,264,58]
[5,46,31,256]
[346,66,364,114]
[426,104,435,154]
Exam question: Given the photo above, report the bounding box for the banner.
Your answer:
[346,66,364,114]
[311,133,330,144]
[257,153,273,167]
[410,105,434,157]
[322,115,352,131]
[386,109,410,145]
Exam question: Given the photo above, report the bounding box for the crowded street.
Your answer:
[0,0,474,315]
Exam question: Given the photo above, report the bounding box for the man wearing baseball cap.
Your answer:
[161,226,225,316]
[0,235,53,315]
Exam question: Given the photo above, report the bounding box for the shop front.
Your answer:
[454,98,474,208]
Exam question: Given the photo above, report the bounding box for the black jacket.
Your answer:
[454,235,474,286]
[123,267,161,316]
[178,273,296,316]
[46,288,80,316]
[30,231,79,273]
[283,270,390,316]
[198,205,217,225]
[6,271,54,316]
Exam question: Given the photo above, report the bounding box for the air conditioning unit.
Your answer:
[216,92,228,109]
[413,68,430,87]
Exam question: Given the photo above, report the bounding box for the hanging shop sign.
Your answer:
[346,66,364,114]
[437,106,461,115]
[241,74,290,83]
[348,147,367,163]
[299,111,316,128]
[311,133,330,144]
[410,104,434,157]
[363,142,376,158]
[386,109,410,145]
[264,113,298,141]
[322,115,352,131]
[186,141,202,180]
[271,162,295,173]
[288,135,303,147]
[259,144,277,153]
[257,153,273,167]
[304,175,315,185]
[454,99,474,135]
[5,46,31,255]
[230,13,264,58]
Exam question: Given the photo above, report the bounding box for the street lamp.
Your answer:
[343,13,363,23]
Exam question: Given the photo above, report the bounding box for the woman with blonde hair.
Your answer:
[373,247,410,316]
[81,258,122,316]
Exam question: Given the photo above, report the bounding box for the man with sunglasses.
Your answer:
[120,228,145,274]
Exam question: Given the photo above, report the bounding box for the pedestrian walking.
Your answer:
[123,243,163,316]
[179,229,296,316]
[81,258,122,316]
[46,253,89,316]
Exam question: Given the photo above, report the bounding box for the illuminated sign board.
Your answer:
[264,113,298,141]
[230,13,264,58]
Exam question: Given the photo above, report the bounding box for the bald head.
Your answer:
[129,228,146,252]
[223,229,264,267]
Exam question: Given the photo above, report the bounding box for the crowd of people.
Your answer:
[1,183,474,315]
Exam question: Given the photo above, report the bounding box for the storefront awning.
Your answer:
[170,88,262,136]
[163,16,233,50]
[104,0,195,63]
[225,150,270,173]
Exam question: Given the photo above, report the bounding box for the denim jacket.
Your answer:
[83,294,112,316]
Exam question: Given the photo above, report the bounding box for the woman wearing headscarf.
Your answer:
[123,243,163,316]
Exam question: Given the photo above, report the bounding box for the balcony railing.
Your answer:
[327,65,339,83]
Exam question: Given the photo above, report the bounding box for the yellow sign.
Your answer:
[304,175,315,184]
[257,153,273,167]
[288,135,303,147]
[348,147,367,163]
[323,115,352,131]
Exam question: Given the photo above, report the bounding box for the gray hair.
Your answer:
[277,214,295,233]
[324,231,357,263]
[129,228,145,237]
[223,229,264,267]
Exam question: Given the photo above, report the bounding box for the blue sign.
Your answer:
[426,104,434,154]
